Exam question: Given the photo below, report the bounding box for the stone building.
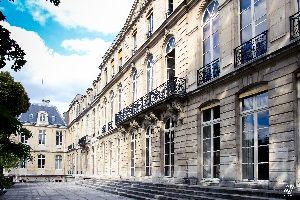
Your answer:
[65,0,300,190]
[8,100,67,182]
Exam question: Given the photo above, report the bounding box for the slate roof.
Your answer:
[18,103,67,126]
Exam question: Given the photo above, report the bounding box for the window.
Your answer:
[240,0,266,43]
[118,49,122,70]
[240,90,269,180]
[56,131,63,145]
[202,0,220,69]
[29,113,33,119]
[40,113,46,122]
[55,155,62,170]
[132,70,138,101]
[111,92,114,122]
[20,158,27,168]
[109,142,113,175]
[147,56,154,93]
[118,85,122,111]
[166,37,175,81]
[102,143,105,174]
[202,104,220,179]
[132,29,137,55]
[111,59,115,78]
[52,116,56,122]
[147,12,154,38]
[104,68,108,84]
[164,118,175,177]
[20,132,28,144]
[166,0,173,17]
[39,130,46,145]
[145,126,153,176]
[117,138,121,175]
[38,154,45,169]
[131,132,136,176]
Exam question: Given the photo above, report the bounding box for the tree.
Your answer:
[0,71,31,174]
[0,0,60,71]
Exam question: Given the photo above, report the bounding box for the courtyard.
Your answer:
[0,182,133,200]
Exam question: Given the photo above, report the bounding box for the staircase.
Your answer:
[76,179,298,199]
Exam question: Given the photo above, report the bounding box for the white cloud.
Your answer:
[0,21,111,114]
[22,0,135,34]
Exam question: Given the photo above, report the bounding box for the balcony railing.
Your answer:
[115,77,186,125]
[166,8,173,18]
[78,136,87,146]
[132,46,137,55]
[197,58,220,86]
[108,121,113,132]
[290,11,300,40]
[147,30,153,39]
[102,125,106,133]
[234,30,268,67]
[67,144,72,151]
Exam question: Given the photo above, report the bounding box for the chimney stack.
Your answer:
[42,99,50,105]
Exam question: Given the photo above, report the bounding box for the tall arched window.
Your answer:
[202,0,220,82]
[164,118,175,177]
[145,126,153,176]
[132,70,138,101]
[110,92,114,122]
[166,37,175,81]
[147,56,154,93]
[118,85,122,111]
[131,132,137,176]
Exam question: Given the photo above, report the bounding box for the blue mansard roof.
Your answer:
[18,102,67,126]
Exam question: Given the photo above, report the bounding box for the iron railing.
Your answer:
[78,136,87,146]
[102,125,106,133]
[115,77,186,125]
[132,46,137,55]
[67,144,73,151]
[234,30,268,67]
[197,58,220,86]
[147,31,153,39]
[290,11,300,40]
[166,8,173,18]
[108,121,113,132]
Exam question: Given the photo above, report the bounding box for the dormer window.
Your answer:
[29,113,33,119]
[40,113,46,122]
[52,116,56,122]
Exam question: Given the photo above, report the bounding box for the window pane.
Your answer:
[213,165,220,178]
[258,145,269,163]
[242,163,254,180]
[241,0,251,12]
[258,128,269,145]
[258,163,269,180]
[165,166,170,176]
[213,151,220,165]
[241,25,252,43]
[213,136,220,152]
[203,24,210,40]
[213,123,220,137]
[203,109,211,122]
[242,147,254,164]
[241,8,251,29]
[203,38,210,54]
[254,0,266,21]
[165,154,170,165]
[203,126,211,139]
[257,110,269,128]
[203,138,211,153]
[243,114,254,132]
[213,106,220,119]
[243,96,253,111]
[203,165,211,178]
[255,20,267,36]
[256,92,268,107]
[242,131,254,147]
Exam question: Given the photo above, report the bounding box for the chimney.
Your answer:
[42,99,50,105]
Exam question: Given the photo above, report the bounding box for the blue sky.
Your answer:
[0,0,134,115]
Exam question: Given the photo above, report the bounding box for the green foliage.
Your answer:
[0,72,32,172]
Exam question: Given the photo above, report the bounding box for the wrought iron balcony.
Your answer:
[132,46,137,55]
[78,136,87,146]
[108,121,113,132]
[67,144,72,151]
[147,31,153,39]
[197,58,220,86]
[166,8,173,18]
[290,11,300,40]
[102,125,106,133]
[115,77,186,125]
[234,30,268,67]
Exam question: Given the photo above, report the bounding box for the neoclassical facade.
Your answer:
[65,0,300,190]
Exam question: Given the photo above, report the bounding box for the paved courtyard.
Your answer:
[0,182,134,200]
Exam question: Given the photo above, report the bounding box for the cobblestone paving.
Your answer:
[0,182,134,200]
